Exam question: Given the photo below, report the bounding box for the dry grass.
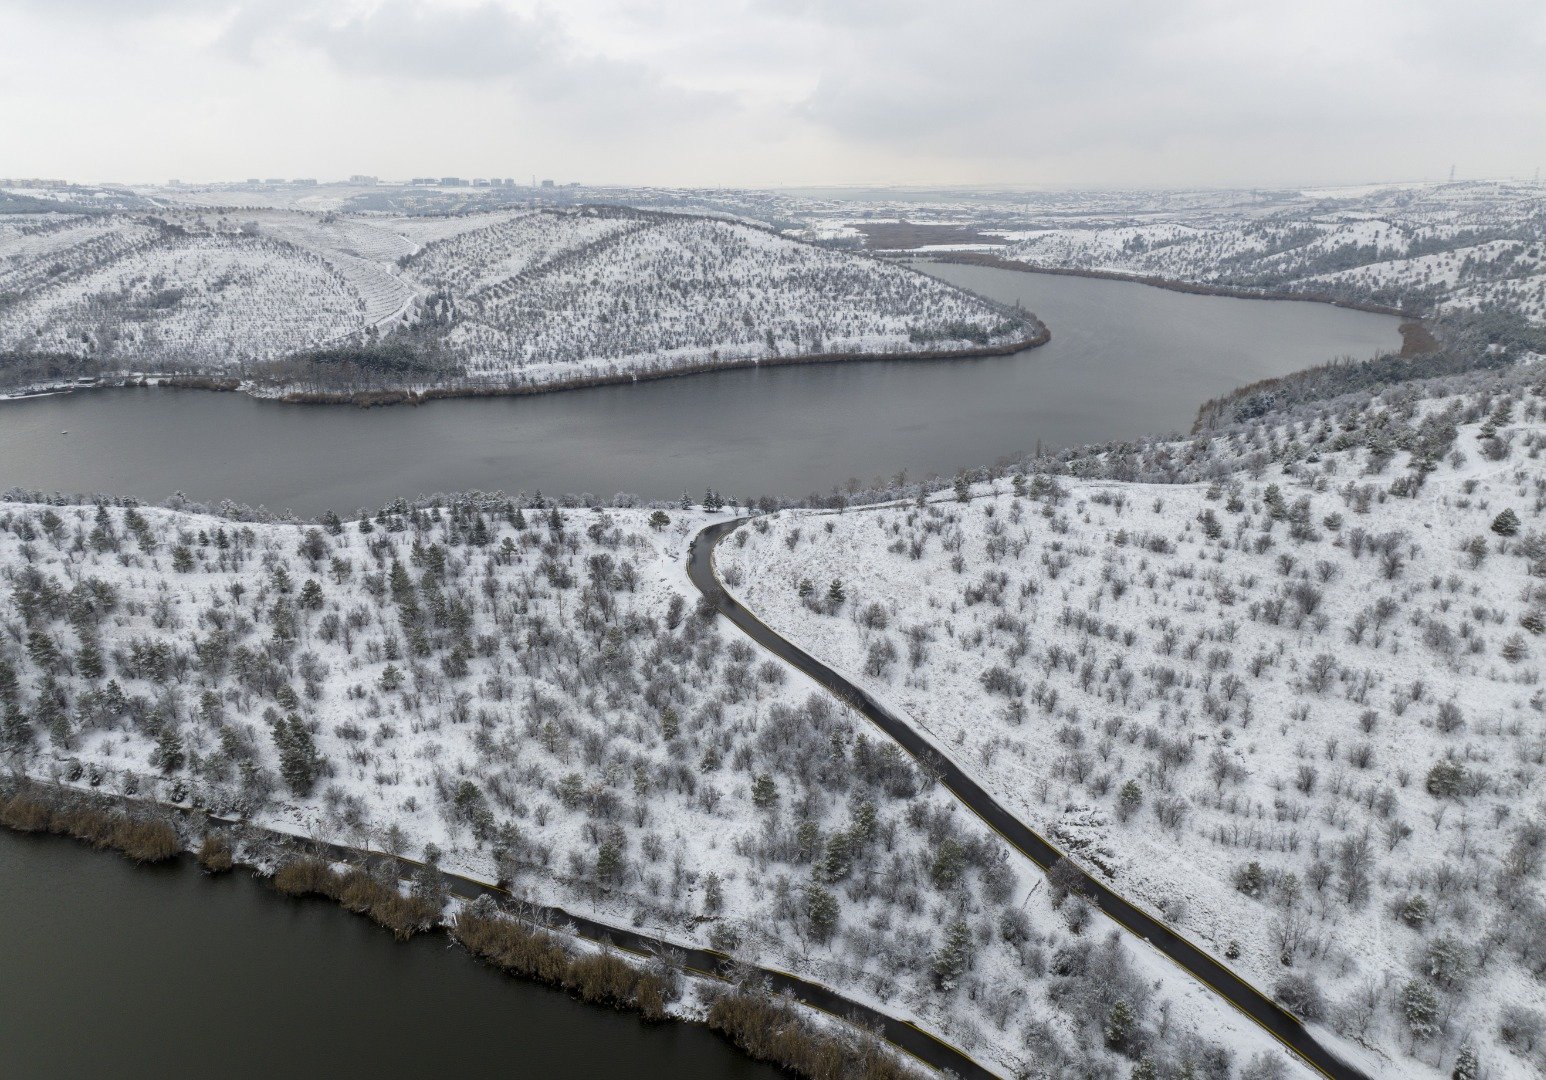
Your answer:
[1,792,179,863]
[269,855,440,940]
[706,988,920,1080]
[0,794,52,833]
[450,908,673,1021]
[196,832,234,873]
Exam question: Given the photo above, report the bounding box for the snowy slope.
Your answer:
[721,373,1546,1079]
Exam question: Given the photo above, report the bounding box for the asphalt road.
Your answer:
[688,517,1371,1080]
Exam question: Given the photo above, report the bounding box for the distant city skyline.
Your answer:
[3,0,1542,189]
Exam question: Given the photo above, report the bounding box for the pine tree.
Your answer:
[76,637,104,680]
[153,722,185,774]
[1,701,33,754]
[1117,778,1143,821]
[931,920,973,989]
[806,885,840,944]
[1492,508,1521,536]
[1105,1000,1134,1050]
[299,579,324,611]
[1451,1043,1478,1080]
[271,712,324,797]
[751,774,778,808]
[827,579,846,607]
[0,657,19,702]
[1399,979,1438,1041]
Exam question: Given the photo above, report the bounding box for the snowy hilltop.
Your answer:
[0,203,1036,401]
[718,363,1546,1078]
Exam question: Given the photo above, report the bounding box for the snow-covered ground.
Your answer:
[0,203,1031,397]
[0,494,1304,1078]
[719,372,1546,1078]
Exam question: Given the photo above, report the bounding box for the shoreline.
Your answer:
[0,325,1050,411]
[0,781,995,1080]
[928,251,1425,320]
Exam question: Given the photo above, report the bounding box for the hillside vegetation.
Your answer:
[0,205,1032,398]
[0,493,1300,1079]
[720,362,1546,1079]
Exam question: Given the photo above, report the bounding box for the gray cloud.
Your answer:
[2,0,1543,186]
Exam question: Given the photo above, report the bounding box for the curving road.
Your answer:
[689,518,1371,1080]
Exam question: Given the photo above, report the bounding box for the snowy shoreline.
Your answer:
[0,779,978,1080]
[0,322,1049,410]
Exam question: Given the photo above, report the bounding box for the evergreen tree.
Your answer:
[1399,979,1438,1041]
[76,637,104,680]
[931,920,973,988]
[299,579,324,611]
[1117,778,1143,821]
[1451,1043,1478,1080]
[1492,508,1521,536]
[153,722,185,774]
[0,657,19,702]
[1105,1000,1134,1050]
[271,712,324,797]
[1,701,33,754]
[806,884,839,944]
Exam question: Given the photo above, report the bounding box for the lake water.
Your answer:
[0,263,1402,517]
[0,830,779,1080]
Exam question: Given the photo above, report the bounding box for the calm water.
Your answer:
[0,830,778,1080]
[0,263,1401,517]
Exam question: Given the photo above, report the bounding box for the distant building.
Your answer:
[440,177,468,187]
[349,174,378,185]
[410,177,436,186]
[473,178,489,187]
[244,178,261,186]
[291,178,318,186]
[540,179,555,189]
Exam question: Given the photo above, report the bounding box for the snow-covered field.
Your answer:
[0,203,1031,397]
[719,371,1546,1078]
[0,493,1305,1078]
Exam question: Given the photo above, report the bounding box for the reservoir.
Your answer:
[0,263,1403,517]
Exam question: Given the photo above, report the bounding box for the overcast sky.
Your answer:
[3,0,1543,188]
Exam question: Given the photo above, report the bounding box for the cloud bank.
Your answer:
[2,0,1541,186]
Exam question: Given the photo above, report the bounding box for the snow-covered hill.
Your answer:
[0,204,1033,399]
[0,493,1302,1079]
[990,183,1546,324]
[719,365,1546,1078]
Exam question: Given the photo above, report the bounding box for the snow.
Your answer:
[0,204,1033,396]
[0,493,1313,1077]
[719,378,1546,1078]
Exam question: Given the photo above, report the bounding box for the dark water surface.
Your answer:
[0,830,779,1080]
[0,263,1401,517]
